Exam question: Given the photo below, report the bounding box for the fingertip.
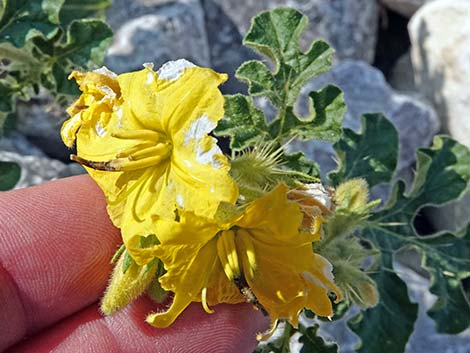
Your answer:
[0,175,121,349]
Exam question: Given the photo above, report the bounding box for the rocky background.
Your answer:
[1,0,469,352]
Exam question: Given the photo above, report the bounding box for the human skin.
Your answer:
[0,175,268,352]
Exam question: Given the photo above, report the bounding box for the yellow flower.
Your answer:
[62,60,238,263]
[145,184,342,328]
[287,183,335,238]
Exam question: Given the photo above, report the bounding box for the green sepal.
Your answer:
[110,244,125,264]
[121,250,135,274]
[101,247,159,315]
[328,114,399,188]
[139,233,160,248]
[0,161,21,191]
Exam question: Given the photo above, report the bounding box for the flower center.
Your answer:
[71,128,172,171]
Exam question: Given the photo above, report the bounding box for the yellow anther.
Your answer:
[216,230,240,281]
[128,143,172,161]
[112,129,164,141]
[115,141,154,158]
[236,229,257,281]
[114,153,170,171]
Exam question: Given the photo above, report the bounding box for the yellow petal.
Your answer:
[235,184,303,245]
[234,184,341,324]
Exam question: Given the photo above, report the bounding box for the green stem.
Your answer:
[276,105,287,142]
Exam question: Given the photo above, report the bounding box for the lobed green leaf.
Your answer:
[328,114,399,188]
[240,8,333,109]
[268,85,345,142]
[215,94,270,152]
[0,0,64,47]
[348,253,418,353]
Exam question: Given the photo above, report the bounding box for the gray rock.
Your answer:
[201,0,258,94]
[14,95,71,162]
[212,0,379,63]
[409,0,470,231]
[283,61,439,201]
[380,0,438,17]
[0,151,84,190]
[0,131,47,157]
[390,51,417,93]
[426,187,470,233]
[409,0,470,148]
[105,0,210,74]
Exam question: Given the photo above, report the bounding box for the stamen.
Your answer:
[216,233,235,280]
[223,230,240,279]
[112,129,164,141]
[201,287,214,314]
[71,155,119,171]
[116,141,154,158]
[236,229,257,280]
[128,143,171,161]
[71,150,170,172]
[117,154,169,171]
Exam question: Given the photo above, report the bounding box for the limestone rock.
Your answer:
[212,0,379,63]
[0,131,47,157]
[14,95,70,162]
[105,0,210,73]
[409,0,470,147]
[380,0,437,17]
[201,0,258,94]
[390,51,417,93]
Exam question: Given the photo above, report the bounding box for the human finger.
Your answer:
[8,297,269,353]
[0,175,121,350]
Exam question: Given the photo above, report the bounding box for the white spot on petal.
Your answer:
[183,160,192,168]
[157,59,195,81]
[93,66,117,79]
[210,187,215,193]
[176,194,184,207]
[146,71,154,84]
[95,121,106,137]
[196,141,223,168]
[184,114,216,145]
